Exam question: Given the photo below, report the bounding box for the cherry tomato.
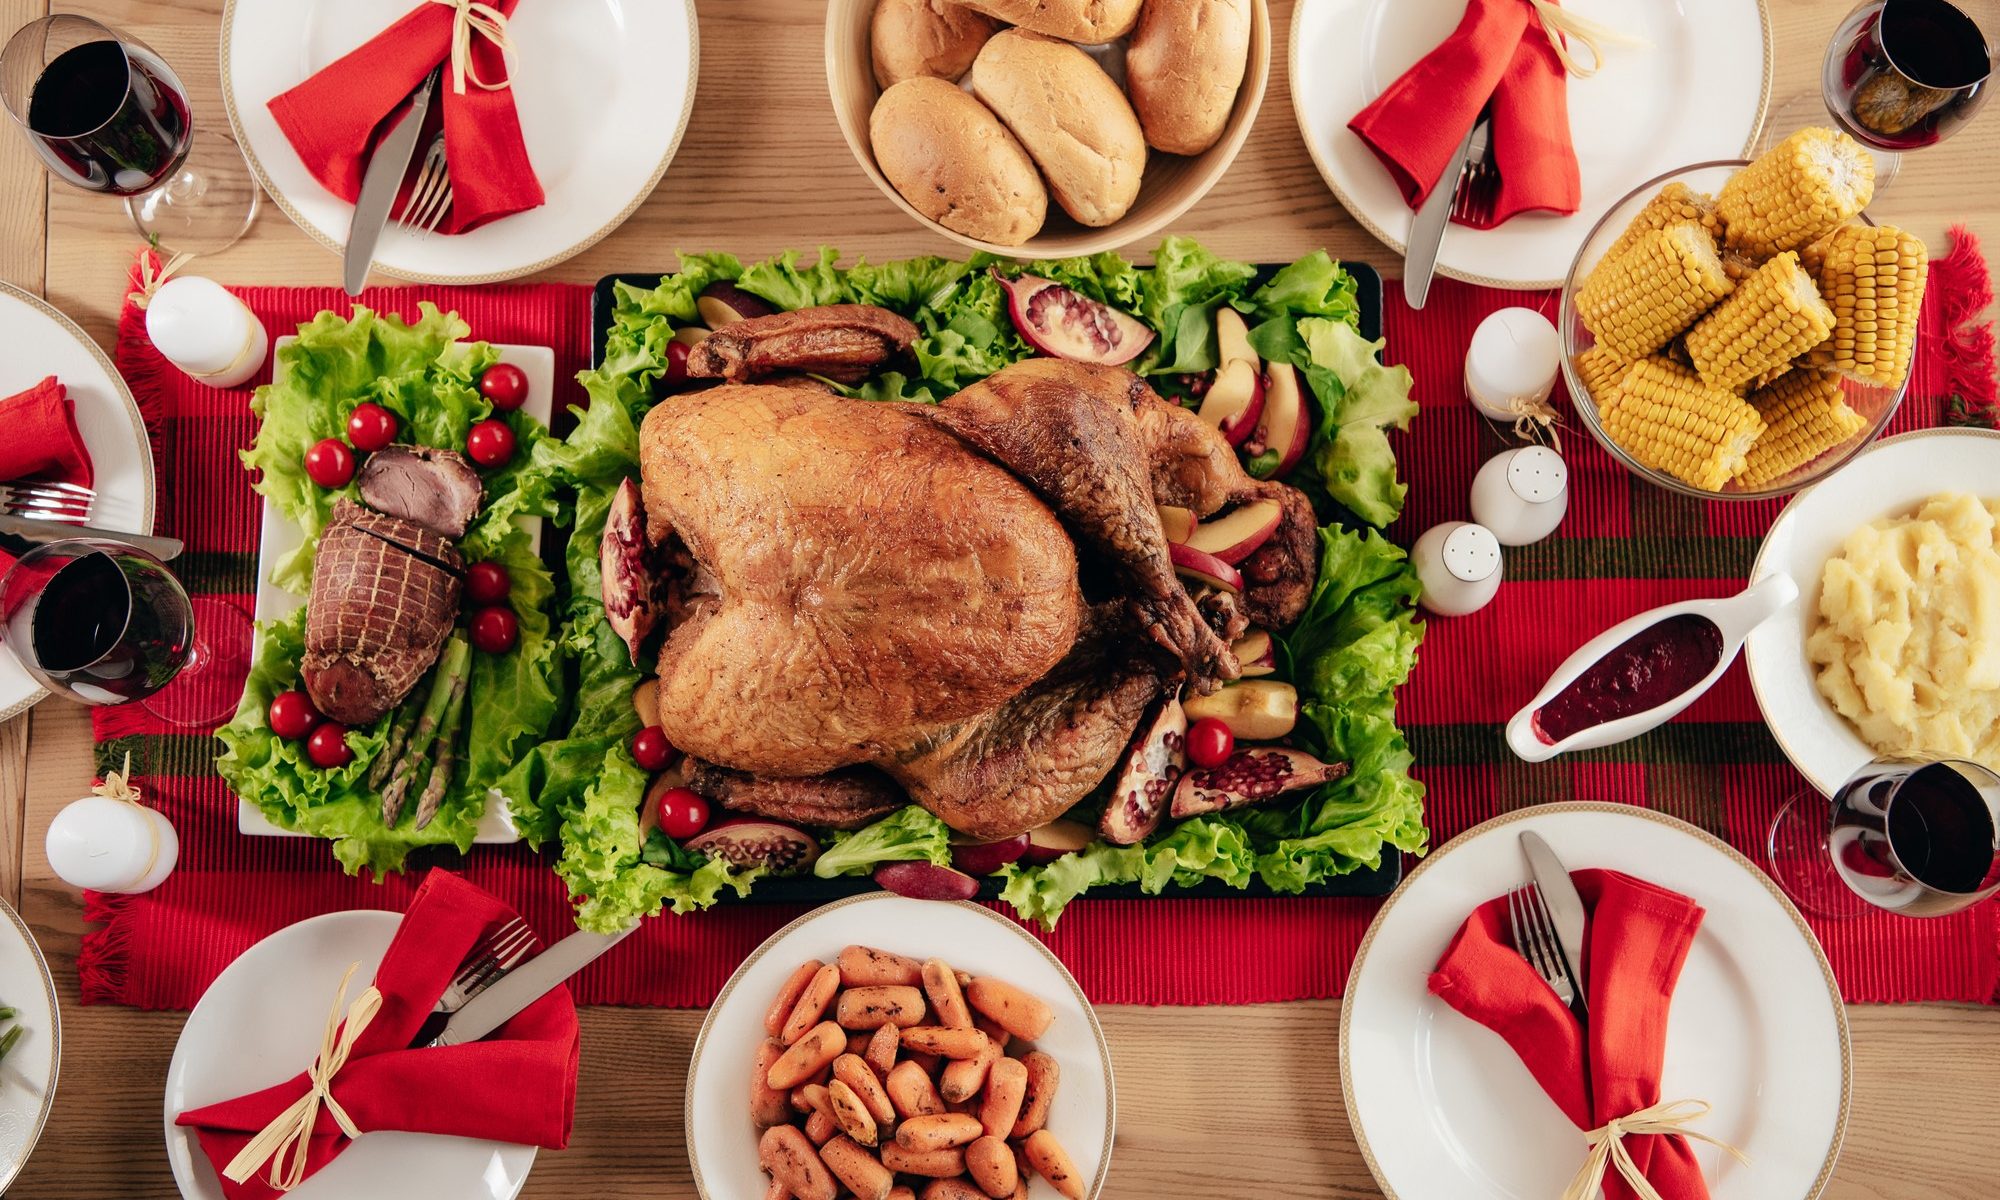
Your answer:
[345,402,398,453]
[479,362,530,411]
[661,339,692,389]
[631,725,676,772]
[654,785,709,840]
[268,690,320,741]
[305,722,354,768]
[469,605,518,654]
[464,561,511,606]
[304,437,355,488]
[466,418,516,469]
[1187,717,1235,769]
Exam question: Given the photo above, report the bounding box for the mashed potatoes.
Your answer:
[1808,492,2000,771]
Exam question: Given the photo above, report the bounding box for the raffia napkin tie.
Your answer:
[1561,1098,1750,1200]
[1527,0,1645,78]
[221,961,384,1192]
[427,0,517,94]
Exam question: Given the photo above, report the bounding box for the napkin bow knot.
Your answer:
[222,962,384,1192]
[1564,1099,1750,1200]
[426,0,517,94]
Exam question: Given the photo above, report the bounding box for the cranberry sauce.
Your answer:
[1533,614,1725,745]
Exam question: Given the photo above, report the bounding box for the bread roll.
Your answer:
[969,30,1146,228]
[939,0,1141,43]
[870,77,1047,246]
[871,0,1000,88]
[1126,0,1253,155]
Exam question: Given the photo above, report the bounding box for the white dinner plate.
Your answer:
[235,341,553,843]
[164,910,536,1200]
[220,0,698,283]
[0,895,59,1194]
[686,894,1116,1200]
[1290,0,1771,288]
[1746,427,2000,799]
[1342,803,1847,1200]
[0,281,155,723]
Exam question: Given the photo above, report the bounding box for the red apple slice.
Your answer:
[1215,306,1257,368]
[1232,629,1276,677]
[1254,362,1311,478]
[995,270,1155,365]
[1158,505,1198,544]
[1183,679,1299,740]
[1185,498,1283,565]
[1199,358,1264,446]
[1022,818,1093,864]
[1169,540,1245,594]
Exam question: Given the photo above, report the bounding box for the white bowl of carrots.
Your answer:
[686,894,1115,1200]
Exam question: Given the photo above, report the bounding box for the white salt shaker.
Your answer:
[1465,307,1560,423]
[1411,522,1504,617]
[145,275,269,389]
[43,756,177,894]
[1470,446,1569,546]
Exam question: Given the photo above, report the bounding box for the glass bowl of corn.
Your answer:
[1558,128,1927,500]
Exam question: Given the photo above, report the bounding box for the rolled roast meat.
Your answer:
[303,499,464,724]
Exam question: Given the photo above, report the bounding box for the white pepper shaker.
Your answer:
[145,275,269,389]
[1464,307,1560,423]
[1412,522,1504,617]
[1470,445,1570,546]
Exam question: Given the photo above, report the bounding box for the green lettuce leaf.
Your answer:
[814,806,955,879]
[997,817,1258,928]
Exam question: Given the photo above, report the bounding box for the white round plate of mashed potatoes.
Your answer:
[1747,427,2000,797]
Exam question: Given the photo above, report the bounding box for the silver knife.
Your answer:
[0,513,182,561]
[1520,831,1590,1019]
[1403,118,1487,311]
[342,67,442,297]
[432,926,635,1047]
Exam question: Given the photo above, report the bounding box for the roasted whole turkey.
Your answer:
[613,335,1323,841]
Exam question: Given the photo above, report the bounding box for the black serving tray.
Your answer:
[590,259,1399,903]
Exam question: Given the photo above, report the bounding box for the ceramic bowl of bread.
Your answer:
[827,0,1270,257]
[1557,127,1930,501]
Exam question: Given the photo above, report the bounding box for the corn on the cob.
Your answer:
[1577,223,1732,362]
[1684,251,1836,391]
[1716,127,1875,260]
[1736,369,1867,489]
[1604,183,1723,262]
[1805,222,1928,389]
[1573,345,1635,410]
[1601,357,1766,490]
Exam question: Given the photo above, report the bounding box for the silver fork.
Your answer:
[1450,120,1496,226]
[395,131,452,237]
[1507,885,1577,1011]
[407,916,536,1048]
[0,480,94,523]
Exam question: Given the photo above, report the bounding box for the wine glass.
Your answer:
[0,14,258,254]
[1761,0,1995,191]
[1768,756,2000,919]
[0,539,251,728]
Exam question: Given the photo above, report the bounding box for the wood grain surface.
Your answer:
[1,1,1997,1197]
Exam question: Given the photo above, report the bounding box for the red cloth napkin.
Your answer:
[176,871,579,1200]
[0,375,93,574]
[1429,868,1708,1200]
[267,0,543,234]
[1347,0,1582,228]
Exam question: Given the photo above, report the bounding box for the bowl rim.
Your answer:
[1556,158,1909,502]
[822,0,1271,259]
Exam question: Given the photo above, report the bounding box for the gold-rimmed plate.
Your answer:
[686,894,1115,1200]
[1341,803,1848,1200]
[1290,0,1772,289]
[0,894,59,1194]
[220,0,698,284]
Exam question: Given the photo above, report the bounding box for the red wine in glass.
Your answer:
[1828,759,2000,916]
[1824,0,1993,151]
[0,541,195,706]
[20,36,190,196]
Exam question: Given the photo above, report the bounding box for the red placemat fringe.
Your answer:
[1933,225,1998,426]
[77,887,135,1003]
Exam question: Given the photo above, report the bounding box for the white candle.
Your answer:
[1464,307,1561,423]
[45,795,178,894]
[145,276,269,390]
[1412,522,1504,617]
[1470,446,1570,546]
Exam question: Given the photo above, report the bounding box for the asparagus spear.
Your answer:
[380,637,471,826]
[413,662,471,831]
[369,698,421,790]
[0,1021,20,1064]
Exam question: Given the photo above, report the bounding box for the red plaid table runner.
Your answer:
[80,239,2000,1009]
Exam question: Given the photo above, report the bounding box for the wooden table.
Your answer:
[3,1,1998,1196]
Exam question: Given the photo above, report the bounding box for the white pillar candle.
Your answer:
[1470,445,1570,546]
[45,795,178,894]
[1465,307,1561,423]
[145,276,269,390]
[1412,522,1504,617]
